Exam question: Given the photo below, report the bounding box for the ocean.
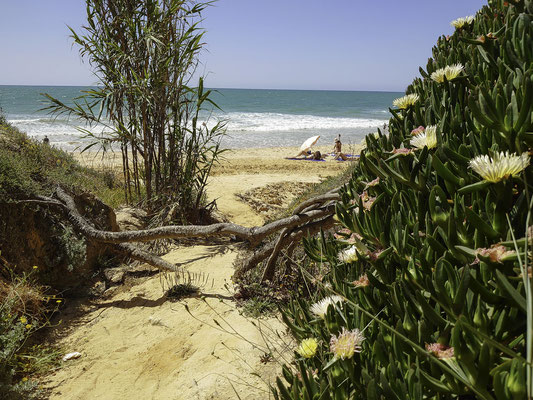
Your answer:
[0,85,401,150]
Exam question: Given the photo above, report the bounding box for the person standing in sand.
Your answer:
[333,135,347,161]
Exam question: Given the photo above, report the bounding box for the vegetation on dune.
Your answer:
[0,121,123,207]
[0,121,119,398]
[275,0,532,398]
[0,266,62,399]
[44,0,226,222]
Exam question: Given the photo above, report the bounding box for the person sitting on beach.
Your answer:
[333,135,347,161]
[43,135,50,145]
[293,149,312,158]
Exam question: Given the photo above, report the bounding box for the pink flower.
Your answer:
[330,328,365,360]
[411,126,425,136]
[360,192,376,211]
[476,244,515,263]
[351,273,370,288]
[334,230,363,244]
[367,249,385,262]
[364,177,380,189]
[425,343,454,359]
[392,148,414,156]
[334,228,352,237]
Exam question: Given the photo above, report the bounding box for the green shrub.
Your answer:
[0,122,124,207]
[275,1,532,399]
[0,268,59,399]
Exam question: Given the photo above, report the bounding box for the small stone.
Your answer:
[63,352,82,361]
[103,268,125,284]
[91,281,106,295]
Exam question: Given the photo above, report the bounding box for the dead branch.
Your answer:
[55,187,336,247]
[50,186,340,279]
[114,243,180,272]
[233,215,336,281]
[260,196,339,282]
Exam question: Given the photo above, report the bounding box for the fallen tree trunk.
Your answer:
[56,187,336,247]
[48,186,340,280]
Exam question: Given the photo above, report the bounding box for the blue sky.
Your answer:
[0,0,486,91]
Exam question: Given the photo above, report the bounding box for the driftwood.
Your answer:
[48,186,340,280]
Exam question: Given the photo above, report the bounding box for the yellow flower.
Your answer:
[430,64,464,83]
[22,377,28,382]
[410,125,437,150]
[297,338,318,358]
[469,151,530,182]
[392,94,419,109]
[33,266,38,269]
[451,16,475,29]
[25,324,32,330]
[20,316,27,324]
[56,300,62,303]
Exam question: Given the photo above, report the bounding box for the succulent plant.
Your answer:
[274,1,532,399]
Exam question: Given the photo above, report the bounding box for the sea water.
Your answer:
[0,85,401,150]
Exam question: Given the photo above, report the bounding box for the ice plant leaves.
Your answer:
[274,2,532,399]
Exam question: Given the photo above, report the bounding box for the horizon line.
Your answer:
[0,83,404,93]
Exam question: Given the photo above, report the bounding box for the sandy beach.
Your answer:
[42,145,359,399]
[74,144,361,226]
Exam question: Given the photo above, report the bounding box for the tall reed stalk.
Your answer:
[44,0,225,219]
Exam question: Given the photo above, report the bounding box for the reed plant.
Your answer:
[44,0,225,220]
[274,0,532,398]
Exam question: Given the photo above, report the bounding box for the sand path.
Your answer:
[45,147,351,399]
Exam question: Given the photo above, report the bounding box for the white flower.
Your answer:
[392,94,419,109]
[338,246,358,263]
[451,16,475,29]
[310,295,344,318]
[410,125,437,150]
[430,64,464,83]
[469,151,530,182]
[330,327,365,359]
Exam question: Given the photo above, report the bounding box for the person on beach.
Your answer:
[333,135,347,161]
[43,135,50,145]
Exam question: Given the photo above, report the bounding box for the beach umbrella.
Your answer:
[300,135,320,152]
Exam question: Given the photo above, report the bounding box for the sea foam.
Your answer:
[220,112,385,132]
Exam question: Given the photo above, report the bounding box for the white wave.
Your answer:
[8,111,387,150]
[216,112,386,132]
